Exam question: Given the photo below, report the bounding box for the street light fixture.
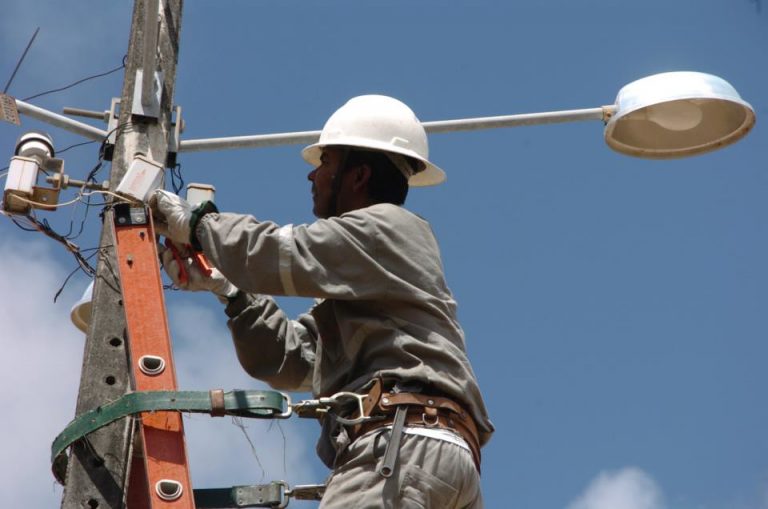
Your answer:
[604,71,756,158]
[176,71,756,160]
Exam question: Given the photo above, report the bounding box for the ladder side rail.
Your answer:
[113,204,195,508]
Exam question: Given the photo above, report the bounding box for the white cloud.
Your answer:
[567,467,666,509]
[0,237,85,507]
[0,236,324,508]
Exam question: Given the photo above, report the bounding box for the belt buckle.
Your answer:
[421,412,440,427]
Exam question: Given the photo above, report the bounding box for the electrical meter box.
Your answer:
[116,154,164,202]
[186,183,215,206]
[3,156,40,213]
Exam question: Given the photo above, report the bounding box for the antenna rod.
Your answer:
[3,27,40,94]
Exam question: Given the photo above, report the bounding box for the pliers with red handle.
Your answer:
[163,238,213,285]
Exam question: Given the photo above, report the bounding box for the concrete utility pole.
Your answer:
[60,1,183,507]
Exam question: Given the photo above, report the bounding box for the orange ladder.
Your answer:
[113,202,195,508]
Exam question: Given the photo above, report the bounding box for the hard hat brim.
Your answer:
[302,141,446,187]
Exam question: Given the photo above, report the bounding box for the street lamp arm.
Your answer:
[177,106,612,154]
[422,106,611,133]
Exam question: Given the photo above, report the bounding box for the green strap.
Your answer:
[52,389,287,483]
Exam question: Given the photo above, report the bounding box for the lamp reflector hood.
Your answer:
[70,281,93,333]
[604,72,755,158]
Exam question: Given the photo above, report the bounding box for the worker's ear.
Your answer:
[351,164,372,193]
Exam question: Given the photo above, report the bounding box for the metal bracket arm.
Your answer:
[15,99,108,141]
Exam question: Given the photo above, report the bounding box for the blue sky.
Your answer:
[1,1,766,508]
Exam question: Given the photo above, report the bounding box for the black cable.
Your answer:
[9,215,38,232]
[70,120,131,239]
[62,126,118,240]
[170,163,184,194]
[58,140,98,155]
[21,55,127,102]
[53,249,99,303]
[19,213,97,277]
[43,216,73,241]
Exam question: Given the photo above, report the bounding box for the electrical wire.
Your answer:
[231,417,267,482]
[170,163,184,194]
[53,248,99,303]
[14,212,97,277]
[57,139,98,155]
[53,121,134,241]
[7,190,133,210]
[21,55,127,102]
[6,213,38,231]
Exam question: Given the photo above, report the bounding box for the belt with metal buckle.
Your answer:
[348,379,482,473]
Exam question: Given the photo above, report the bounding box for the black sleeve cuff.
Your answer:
[224,290,252,318]
[189,200,218,251]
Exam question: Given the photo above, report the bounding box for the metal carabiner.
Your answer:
[293,391,374,425]
[291,397,328,419]
[321,392,371,426]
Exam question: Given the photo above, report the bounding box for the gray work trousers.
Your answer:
[319,429,483,509]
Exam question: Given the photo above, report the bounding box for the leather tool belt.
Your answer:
[347,379,482,472]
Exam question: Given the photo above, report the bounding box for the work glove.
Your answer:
[150,189,220,250]
[159,242,238,299]
[149,190,193,245]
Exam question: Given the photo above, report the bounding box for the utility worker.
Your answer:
[151,95,494,508]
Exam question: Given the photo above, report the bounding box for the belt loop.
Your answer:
[209,389,226,417]
[378,405,407,478]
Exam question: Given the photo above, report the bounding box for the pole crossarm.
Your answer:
[15,99,108,141]
[52,389,289,484]
[177,106,612,154]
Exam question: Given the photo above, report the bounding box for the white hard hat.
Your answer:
[302,95,446,187]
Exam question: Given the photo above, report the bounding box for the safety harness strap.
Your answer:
[194,482,287,508]
[51,389,288,483]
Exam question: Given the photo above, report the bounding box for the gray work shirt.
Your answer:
[196,203,493,465]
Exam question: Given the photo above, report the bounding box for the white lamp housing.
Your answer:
[3,131,55,213]
[605,71,755,158]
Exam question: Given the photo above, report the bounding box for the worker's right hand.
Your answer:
[159,243,238,298]
[149,190,193,245]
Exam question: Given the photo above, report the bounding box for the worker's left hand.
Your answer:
[159,243,238,298]
[149,190,193,245]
